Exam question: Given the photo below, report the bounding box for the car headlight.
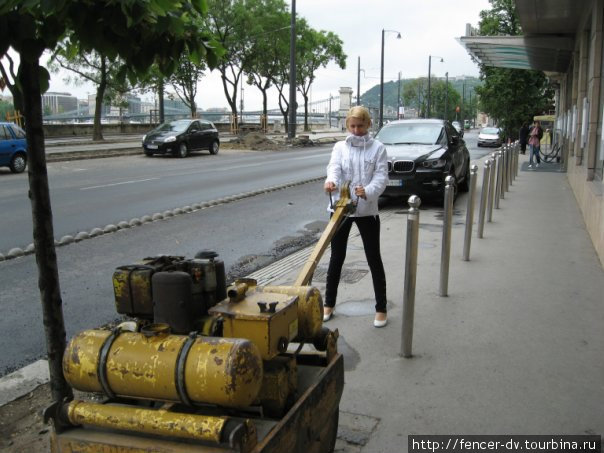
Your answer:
[164,136,177,143]
[422,158,446,168]
[142,135,146,142]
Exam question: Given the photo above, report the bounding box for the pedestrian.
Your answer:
[519,122,529,154]
[323,106,389,328]
[528,120,543,168]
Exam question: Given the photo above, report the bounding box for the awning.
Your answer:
[458,0,585,73]
[458,35,574,73]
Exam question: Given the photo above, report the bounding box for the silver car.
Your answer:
[477,127,502,147]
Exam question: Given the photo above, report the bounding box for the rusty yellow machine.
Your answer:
[46,183,356,453]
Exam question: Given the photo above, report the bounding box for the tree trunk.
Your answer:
[303,92,309,132]
[219,66,238,120]
[19,58,73,404]
[93,57,107,141]
[158,79,165,124]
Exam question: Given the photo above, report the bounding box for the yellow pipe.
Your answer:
[66,400,226,443]
[63,329,263,407]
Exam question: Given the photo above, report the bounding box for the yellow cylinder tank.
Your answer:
[63,327,263,408]
[261,286,323,340]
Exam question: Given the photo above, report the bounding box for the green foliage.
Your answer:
[0,97,14,119]
[475,0,554,138]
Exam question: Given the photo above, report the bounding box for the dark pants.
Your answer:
[324,215,387,313]
[520,141,527,153]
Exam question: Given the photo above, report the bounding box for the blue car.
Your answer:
[0,121,27,173]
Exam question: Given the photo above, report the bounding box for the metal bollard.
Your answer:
[463,165,479,261]
[498,150,505,200]
[439,176,455,297]
[508,145,513,186]
[477,160,491,238]
[503,146,510,193]
[515,142,520,178]
[487,155,496,221]
[401,195,421,358]
[494,152,501,208]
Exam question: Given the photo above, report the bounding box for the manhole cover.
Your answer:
[312,266,368,284]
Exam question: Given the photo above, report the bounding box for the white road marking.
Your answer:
[80,177,159,190]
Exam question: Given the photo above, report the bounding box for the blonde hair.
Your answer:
[346,106,372,129]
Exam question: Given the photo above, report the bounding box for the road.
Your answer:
[0,129,492,376]
[0,146,334,252]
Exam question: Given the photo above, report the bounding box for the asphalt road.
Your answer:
[0,146,333,252]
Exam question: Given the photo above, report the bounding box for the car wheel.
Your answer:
[458,161,470,192]
[144,149,154,157]
[177,142,188,158]
[209,140,219,155]
[9,153,27,173]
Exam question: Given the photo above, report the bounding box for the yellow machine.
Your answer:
[46,183,355,453]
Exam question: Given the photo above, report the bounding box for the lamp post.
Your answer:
[287,0,296,140]
[357,57,366,106]
[444,72,448,121]
[426,55,443,119]
[379,28,401,128]
[397,71,402,119]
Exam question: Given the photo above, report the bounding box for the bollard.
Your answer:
[439,176,455,297]
[463,165,479,261]
[477,160,491,238]
[508,145,513,186]
[498,150,505,200]
[401,195,421,358]
[494,152,501,208]
[503,146,510,193]
[487,155,496,222]
[515,142,520,178]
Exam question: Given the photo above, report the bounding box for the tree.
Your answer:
[403,78,427,117]
[0,0,220,404]
[48,46,128,140]
[206,0,252,120]
[474,0,554,138]
[297,27,346,131]
[169,57,206,117]
[242,0,290,119]
[0,53,23,113]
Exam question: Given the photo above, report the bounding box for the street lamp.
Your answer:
[427,55,443,118]
[444,72,448,121]
[287,0,297,140]
[379,29,401,128]
[356,57,366,106]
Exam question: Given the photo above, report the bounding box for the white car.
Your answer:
[477,127,502,147]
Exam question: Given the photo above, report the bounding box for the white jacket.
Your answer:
[325,134,388,217]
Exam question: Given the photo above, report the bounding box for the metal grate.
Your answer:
[393,160,414,173]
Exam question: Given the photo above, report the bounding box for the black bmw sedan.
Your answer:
[375,119,470,203]
[142,119,220,158]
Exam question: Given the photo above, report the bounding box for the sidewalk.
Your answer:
[2,152,603,451]
[262,152,604,450]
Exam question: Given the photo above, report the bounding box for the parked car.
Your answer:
[375,119,470,203]
[142,119,220,157]
[477,127,502,147]
[0,121,27,173]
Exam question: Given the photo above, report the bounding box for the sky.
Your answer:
[3,0,491,111]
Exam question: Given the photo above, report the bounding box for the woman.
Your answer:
[323,106,389,327]
[528,120,543,168]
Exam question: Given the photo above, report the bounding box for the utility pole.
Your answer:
[357,56,361,106]
[287,0,296,139]
[397,71,402,119]
[444,72,448,121]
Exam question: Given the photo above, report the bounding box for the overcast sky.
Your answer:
[7,0,491,111]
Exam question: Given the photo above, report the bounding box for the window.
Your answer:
[0,125,10,140]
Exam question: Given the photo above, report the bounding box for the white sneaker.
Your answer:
[535,163,540,168]
[528,164,533,168]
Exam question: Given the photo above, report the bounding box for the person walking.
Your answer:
[528,120,543,168]
[323,106,389,328]
[519,122,529,154]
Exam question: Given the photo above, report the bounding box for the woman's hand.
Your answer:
[324,181,337,192]
[354,185,367,200]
